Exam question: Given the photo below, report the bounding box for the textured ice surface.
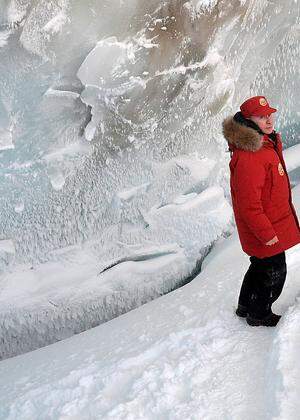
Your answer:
[0,0,299,266]
[0,0,299,358]
[0,144,297,361]
[0,182,233,359]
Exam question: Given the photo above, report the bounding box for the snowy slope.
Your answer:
[0,187,299,419]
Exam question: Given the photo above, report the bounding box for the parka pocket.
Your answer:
[269,161,289,202]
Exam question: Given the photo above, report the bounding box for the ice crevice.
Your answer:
[2,222,300,418]
[0,180,233,360]
[0,240,212,361]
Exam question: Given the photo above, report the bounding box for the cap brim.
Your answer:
[252,107,277,116]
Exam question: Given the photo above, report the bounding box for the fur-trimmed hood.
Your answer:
[222,116,264,153]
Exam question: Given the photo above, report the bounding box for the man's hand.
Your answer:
[266,235,279,246]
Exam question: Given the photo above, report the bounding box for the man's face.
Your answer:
[248,114,274,135]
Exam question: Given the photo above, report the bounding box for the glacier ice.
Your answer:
[0,0,299,265]
[0,0,299,357]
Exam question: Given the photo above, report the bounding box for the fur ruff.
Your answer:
[222,116,263,152]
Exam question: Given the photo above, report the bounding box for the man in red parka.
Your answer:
[222,96,300,326]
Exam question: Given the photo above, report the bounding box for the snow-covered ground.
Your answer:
[0,183,300,419]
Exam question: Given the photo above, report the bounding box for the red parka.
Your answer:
[223,116,300,258]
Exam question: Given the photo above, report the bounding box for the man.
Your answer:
[222,96,300,326]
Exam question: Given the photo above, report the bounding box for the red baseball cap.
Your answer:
[240,96,277,118]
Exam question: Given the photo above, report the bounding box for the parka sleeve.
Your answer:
[233,152,277,244]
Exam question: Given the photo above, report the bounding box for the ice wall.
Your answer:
[0,0,299,269]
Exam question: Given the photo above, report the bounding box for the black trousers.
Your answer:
[237,251,287,318]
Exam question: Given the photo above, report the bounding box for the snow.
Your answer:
[48,169,66,190]
[184,0,218,14]
[0,240,15,255]
[0,176,232,359]
[1,0,299,274]
[283,143,300,173]
[149,185,225,213]
[116,183,150,202]
[291,183,300,210]
[0,243,191,361]
[0,187,299,418]
[0,128,14,151]
[0,30,12,48]
[272,302,300,419]
[42,141,90,163]
[43,88,80,101]
[174,154,216,182]
[6,1,29,25]
[1,0,300,416]
[77,37,134,88]
[14,200,24,214]
[42,11,70,35]
[0,147,298,360]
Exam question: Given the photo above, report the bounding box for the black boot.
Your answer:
[246,312,281,327]
[235,304,248,318]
